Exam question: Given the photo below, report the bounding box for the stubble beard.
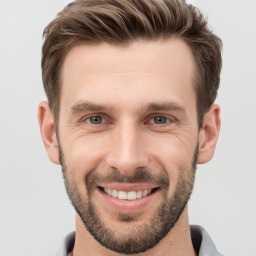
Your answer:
[59,144,198,254]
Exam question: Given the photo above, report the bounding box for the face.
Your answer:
[57,38,200,254]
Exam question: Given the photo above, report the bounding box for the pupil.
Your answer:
[154,116,167,124]
[90,116,102,124]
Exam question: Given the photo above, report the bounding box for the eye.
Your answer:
[149,115,172,125]
[84,115,106,125]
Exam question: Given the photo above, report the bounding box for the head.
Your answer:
[41,0,222,128]
[39,0,222,254]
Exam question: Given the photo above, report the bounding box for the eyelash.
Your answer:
[81,114,175,126]
[147,115,175,125]
[81,115,109,125]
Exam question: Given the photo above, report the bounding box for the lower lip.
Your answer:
[96,187,159,212]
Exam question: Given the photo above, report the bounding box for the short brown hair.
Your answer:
[42,0,222,127]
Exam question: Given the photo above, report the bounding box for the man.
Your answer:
[38,0,222,255]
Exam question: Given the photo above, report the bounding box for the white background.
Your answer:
[0,1,255,255]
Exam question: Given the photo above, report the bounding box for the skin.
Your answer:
[38,38,221,256]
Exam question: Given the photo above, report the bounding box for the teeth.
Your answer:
[127,191,136,200]
[103,188,153,200]
[118,191,127,200]
[136,190,142,199]
[142,190,148,197]
[112,189,118,198]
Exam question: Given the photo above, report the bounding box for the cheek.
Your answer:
[147,131,197,164]
[145,133,197,195]
[61,132,109,179]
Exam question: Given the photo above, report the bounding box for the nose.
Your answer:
[106,121,149,175]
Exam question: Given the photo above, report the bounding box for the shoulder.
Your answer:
[190,225,223,256]
[55,231,75,256]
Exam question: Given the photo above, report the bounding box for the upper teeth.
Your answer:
[103,188,152,200]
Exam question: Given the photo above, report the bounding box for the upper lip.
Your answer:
[98,183,159,192]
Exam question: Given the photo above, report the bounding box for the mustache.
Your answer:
[86,168,169,190]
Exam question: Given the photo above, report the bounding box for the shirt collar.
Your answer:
[56,225,223,256]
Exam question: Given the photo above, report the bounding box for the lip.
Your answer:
[96,184,160,212]
[97,183,158,191]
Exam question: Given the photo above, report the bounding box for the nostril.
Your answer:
[106,155,150,175]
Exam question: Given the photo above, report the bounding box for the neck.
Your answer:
[72,206,196,256]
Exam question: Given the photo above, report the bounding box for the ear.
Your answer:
[38,101,60,164]
[197,104,221,164]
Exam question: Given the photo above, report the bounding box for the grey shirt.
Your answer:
[56,225,223,256]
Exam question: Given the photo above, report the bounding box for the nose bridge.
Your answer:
[106,118,148,174]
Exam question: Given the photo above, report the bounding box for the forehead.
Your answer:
[60,38,196,112]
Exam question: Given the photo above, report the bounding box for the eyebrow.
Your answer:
[145,102,185,113]
[71,101,111,114]
[70,101,186,115]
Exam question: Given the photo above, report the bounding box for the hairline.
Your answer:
[53,35,203,129]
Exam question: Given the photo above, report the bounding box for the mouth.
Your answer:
[96,183,161,212]
[99,186,159,201]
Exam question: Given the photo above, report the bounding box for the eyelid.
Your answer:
[147,114,176,124]
[80,113,110,124]
[79,113,176,125]
[87,116,107,124]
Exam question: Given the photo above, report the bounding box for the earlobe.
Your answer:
[197,104,221,164]
[38,101,60,164]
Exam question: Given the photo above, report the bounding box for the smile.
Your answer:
[102,187,153,200]
[96,185,160,212]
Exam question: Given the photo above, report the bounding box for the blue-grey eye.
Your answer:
[88,116,103,124]
[153,116,168,124]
